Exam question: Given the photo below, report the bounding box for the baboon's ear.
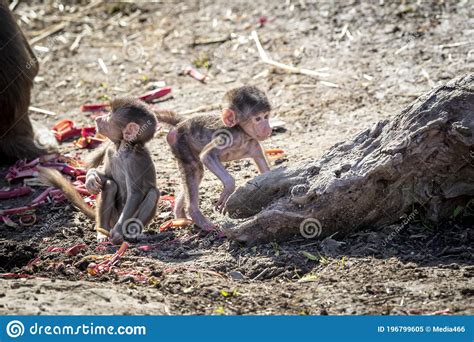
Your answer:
[122,122,140,141]
[222,108,238,127]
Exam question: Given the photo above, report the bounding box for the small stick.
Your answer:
[395,44,410,55]
[437,41,470,49]
[29,106,57,116]
[9,0,19,11]
[252,268,268,280]
[98,58,108,74]
[179,104,220,116]
[29,23,65,45]
[421,68,435,88]
[70,33,85,52]
[319,81,339,88]
[251,30,328,78]
[338,24,348,41]
[191,35,230,47]
[395,93,421,98]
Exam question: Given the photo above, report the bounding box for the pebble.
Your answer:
[228,271,244,280]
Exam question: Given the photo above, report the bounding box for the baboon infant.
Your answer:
[40,98,159,244]
[155,86,272,231]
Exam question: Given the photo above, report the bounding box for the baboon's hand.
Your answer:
[85,169,102,194]
[109,227,124,245]
[215,189,233,214]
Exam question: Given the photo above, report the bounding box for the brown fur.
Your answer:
[154,109,184,126]
[38,167,96,219]
[0,1,56,162]
[39,98,159,245]
[156,86,273,231]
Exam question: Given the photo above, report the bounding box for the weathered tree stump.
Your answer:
[224,74,474,244]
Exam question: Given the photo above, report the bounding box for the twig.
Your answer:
[252,30,329,78]
[79,0,102,12]
[179,104,220,115]
[437,41,471,49]
[320,81,339,88]
[252,268,268,280]
[429,308,451,315]
[70,33,85,52]
[89,291,111,302]
[9,0,19,11]
[186,250,211,256]
[420,68,435,88]
[191,35,231,47]
[252,70,268,79]
[338,24,353,41]
[395,93,421,98]
[29,23,65,45]
[29,106,56,116]
[97,58,108,74]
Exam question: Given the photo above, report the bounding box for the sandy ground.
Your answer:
[0,0,473,315]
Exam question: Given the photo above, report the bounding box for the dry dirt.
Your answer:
[0,0,473,315]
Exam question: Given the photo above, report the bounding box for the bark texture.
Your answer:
[224,74,474,244]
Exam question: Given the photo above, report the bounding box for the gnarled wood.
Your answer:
[225,74,474,244]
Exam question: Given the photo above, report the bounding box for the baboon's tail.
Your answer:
[37,166,96,220]
[154,109,184,126]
